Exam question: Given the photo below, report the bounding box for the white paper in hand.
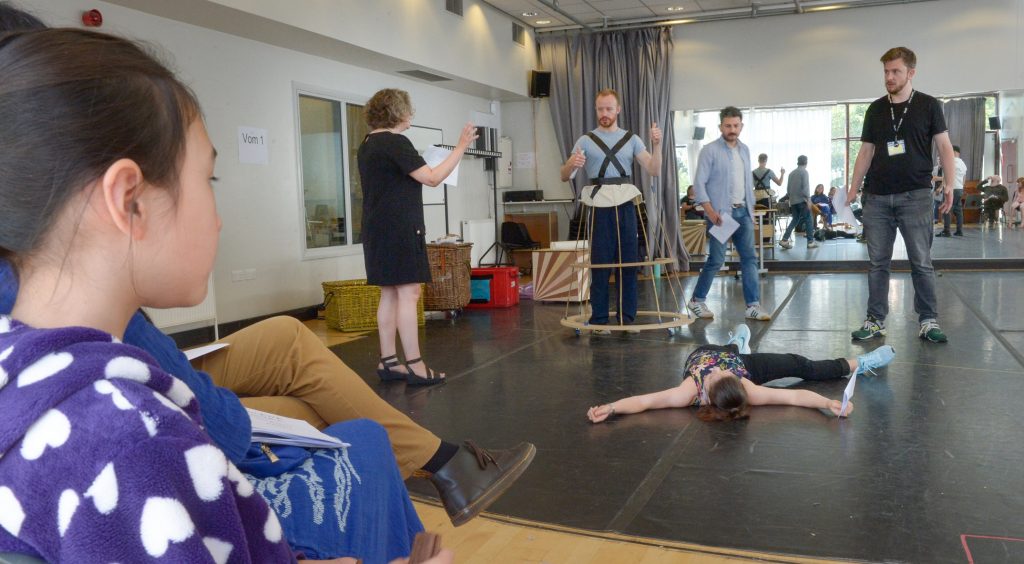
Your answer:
[422,145,459,186]
[709,212,739,244]
[840,372,857,417]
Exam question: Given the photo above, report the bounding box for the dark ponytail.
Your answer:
[0,28,201,258]
[696,376,750,422]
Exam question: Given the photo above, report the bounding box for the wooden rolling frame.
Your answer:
[560,193,693,335]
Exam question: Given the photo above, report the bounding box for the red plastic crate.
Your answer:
[466,267,519,309]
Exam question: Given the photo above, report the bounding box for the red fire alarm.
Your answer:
[81,9,103,27]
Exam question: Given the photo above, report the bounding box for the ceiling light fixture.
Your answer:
[535,19,551,24]
[666,6,684,11]
[663,18,695,25]
[806,4,846,11]
[522,11,538,17]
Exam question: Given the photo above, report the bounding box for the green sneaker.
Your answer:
[919,320,948,343]
[851,318,885,340]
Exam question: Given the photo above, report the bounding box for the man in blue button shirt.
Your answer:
[688,107,771,322]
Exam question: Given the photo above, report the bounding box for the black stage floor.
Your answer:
[331,271,1024,563]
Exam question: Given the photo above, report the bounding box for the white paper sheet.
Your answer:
[709,212,739,243]
[422,145,459,186]
[840,372,857,417]
[183,343,229,361]
[247,408,350,449]
[833,186,859,226]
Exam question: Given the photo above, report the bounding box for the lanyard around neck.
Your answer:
[888,89,914,139]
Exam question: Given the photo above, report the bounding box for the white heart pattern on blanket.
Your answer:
[104,355,150,383]
[94,379,134,410]
[203,536,234,564]
[184,444,227,502]
[0,486,25,537]
[17,351,73,387]
[264,510,283,543]
[20,408,71,461]
[0,345,11,388]
[166,377,196,408]
[58,489,80,537]
[84,462,119,514]
[140,497,196,557]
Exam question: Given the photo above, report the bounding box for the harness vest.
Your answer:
[581,130,642,208]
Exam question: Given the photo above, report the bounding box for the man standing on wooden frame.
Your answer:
[560,88,662,334]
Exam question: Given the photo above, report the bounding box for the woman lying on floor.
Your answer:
[587,325,894,423]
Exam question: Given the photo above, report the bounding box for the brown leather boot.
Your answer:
[426,440,535,526]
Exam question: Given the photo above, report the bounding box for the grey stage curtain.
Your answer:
[942,97,985,180]
[538,27,687,271]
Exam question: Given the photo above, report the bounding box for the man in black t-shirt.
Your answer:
[845,46,957,344]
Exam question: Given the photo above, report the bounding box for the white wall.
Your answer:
[671,0,1023,110]
[500,99,572,199]
[204,0,536,97]
[29,0,508,323]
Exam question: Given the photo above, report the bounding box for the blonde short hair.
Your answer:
[364,88,413,129]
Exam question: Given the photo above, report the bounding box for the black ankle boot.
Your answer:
[427,440,535,526]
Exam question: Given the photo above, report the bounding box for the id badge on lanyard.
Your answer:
[887,90,913,158]
[887,139,906,157]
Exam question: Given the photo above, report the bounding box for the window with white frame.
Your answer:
[296,91,367,254]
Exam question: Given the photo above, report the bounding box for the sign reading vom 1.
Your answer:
[238,126,269,165]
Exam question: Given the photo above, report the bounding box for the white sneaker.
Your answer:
[779,239,793,249]
[590,327,611,335]
[726,323,752,354]
[745,305,771,321]
[807,241,820,249]
[687,300,715,319]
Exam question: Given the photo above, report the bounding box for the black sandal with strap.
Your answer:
[377,354,406,382]
[404,357,446,387]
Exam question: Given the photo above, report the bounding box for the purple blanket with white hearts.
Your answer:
[0,317,295,563]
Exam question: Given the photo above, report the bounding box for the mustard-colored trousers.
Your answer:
[191,316,440,478]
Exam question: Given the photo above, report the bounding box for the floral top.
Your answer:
[685,346,750,406]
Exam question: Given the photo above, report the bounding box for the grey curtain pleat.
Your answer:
[539,27,687,271]
[942,97,985,180]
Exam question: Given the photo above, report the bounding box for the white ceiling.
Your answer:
[483,0,937,31]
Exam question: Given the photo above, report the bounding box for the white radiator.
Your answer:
[143,277,218,338]
[461,219,496,267]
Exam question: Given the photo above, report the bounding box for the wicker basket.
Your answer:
[424,243,473,311]
[321,279,424,332]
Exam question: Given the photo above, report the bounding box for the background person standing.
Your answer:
[687,107,772,322]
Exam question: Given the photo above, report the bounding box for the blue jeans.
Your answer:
[589,201,638,325]
[691,207,760,306]
[862,189,938,323]
[782,202,813,244]
[941,189,963,233]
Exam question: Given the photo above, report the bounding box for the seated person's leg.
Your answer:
[253,419,423,562]
[195,316,535,526]
[193,316,441,477]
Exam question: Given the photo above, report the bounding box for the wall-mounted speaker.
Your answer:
[989,116,1002,130]
[692,126,705,141]
[529,70,551,98]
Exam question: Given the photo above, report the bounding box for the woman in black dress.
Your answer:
[358,88,476,385]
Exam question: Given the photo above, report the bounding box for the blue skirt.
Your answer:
[247,419,423,563]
